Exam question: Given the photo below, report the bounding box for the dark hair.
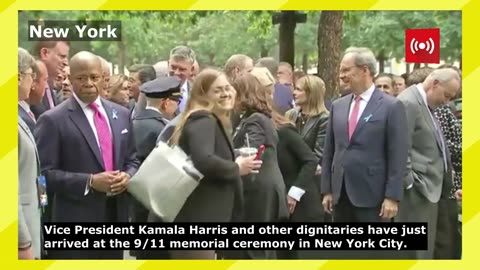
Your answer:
[231,73,273,117]
[375,73,395,87]
[407,67,434,87]
[34,41,70,58]
[128,64,156,84]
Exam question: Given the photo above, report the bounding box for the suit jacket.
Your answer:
[169,110,242,222]
[277,124,322,221]
[34,97,139,223]
[133,109,168,162]
[397,86,453,203]
[18,117,42,259]
[30,87,59,119]
[321,89,409,207]
[273,83,294,114]
[18,104,36,134]
[233,112,289,222]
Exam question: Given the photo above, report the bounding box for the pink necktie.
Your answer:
[89,103,114,171]
[27,111,36,123]
[46,88,55,109]
[348,96,362,141]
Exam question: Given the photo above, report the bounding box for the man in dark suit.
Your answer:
[30,41,69,118]
[128,64,157,119]
[396,68,461,259]
[168,46,196,113]
[256,57,294,114]
[321,47,408,224]
[35,51,139,259]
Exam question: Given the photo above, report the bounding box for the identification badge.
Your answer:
[37,175,48,207]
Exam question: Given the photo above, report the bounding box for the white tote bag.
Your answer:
[128,141,204,222]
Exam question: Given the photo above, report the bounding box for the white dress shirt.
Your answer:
[145,106,161,114]
[288,186,306,202]
[348,84,375,121]
[73,93,112,148]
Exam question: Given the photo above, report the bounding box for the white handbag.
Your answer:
[127,141,204,222]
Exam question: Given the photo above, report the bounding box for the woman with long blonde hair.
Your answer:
[287,75,329,164]
[167,68,261,259]
[286,75,330,222]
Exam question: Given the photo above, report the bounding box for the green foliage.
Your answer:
[342,11,462,63]
[18,10,461,70]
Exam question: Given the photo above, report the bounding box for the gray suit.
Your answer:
[396,85,453,259]
[18,116,42,259]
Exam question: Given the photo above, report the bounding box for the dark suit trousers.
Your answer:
[397,187,438,259]
[335,185,385,223]
[434,197,461,259]
[323,185,393,259]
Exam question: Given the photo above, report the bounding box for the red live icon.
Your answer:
[405,28,440,64]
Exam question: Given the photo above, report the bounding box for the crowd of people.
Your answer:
[18,41,462,260]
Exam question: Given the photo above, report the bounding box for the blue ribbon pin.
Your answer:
[364,114,373,122]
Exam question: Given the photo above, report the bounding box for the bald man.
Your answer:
[34,51,139,259]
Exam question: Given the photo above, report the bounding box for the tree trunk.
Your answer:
[424,63,429,67]
[118,41,126,75]
[260,43,269,58]
[209,53,215,65]
[378,51,385,73]
[279,11,296,68]
[302,53,308,74]
[413,63,421,70]
[459,54,462,70]
[317,11,343,99]
[406,63,410,74]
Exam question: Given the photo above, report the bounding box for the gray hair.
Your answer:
[224,54,252,78]
[428,68,461,85]
[344,47,377,77]
[256,57,279,78]
[169,45,196,64]
[18,47,35,74]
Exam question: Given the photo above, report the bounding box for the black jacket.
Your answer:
[277,124,323,221]
[174,110,243,222]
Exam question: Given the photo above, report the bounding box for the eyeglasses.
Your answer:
[339,66,357,74]
[21,72,36,80]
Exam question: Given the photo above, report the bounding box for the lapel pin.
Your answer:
[364,114,373,122]
[112,109,118,120]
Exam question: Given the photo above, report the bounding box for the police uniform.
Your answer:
[131,76,181,259]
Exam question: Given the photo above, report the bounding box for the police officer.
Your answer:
[130,76,182,259]
[133,76,182,162]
